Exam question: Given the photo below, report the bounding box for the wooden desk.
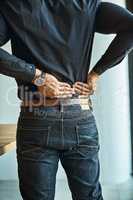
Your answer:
[0,124,16,156]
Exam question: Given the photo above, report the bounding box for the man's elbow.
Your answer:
[0,37,10,47]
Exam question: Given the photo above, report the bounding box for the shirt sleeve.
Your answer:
[92,2,133,75]
[0,13,36,82]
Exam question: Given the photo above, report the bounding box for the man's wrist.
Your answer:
[89,69,100,80]
[32,68,42,83]
[32,68,46,86]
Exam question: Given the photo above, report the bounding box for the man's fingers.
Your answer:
[58,82,71,88]
[59,85,74,92]
[46,81,71,89]
[39,78,96,98]
[87,82,94,90]
[45,83,73,92]
[74,88,89,95]
[74,82,94,91]
[58,90,74,96]
[73,84,90,93]
[74,82,90,89]
[73,81,96,95]
[45,82,58,90]
[74,87,95,96]
[75,81,97,91]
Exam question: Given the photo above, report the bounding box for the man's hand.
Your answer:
[73,70,100,96]
[73,82,92,96]
[37,73,75,98]
[87,70,100,94]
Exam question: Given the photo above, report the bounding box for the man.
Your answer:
[0,0,133,199]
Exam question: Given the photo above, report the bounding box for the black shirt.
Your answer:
[0,0,133,100]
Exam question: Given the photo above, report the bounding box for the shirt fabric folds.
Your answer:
[0,0,133,100]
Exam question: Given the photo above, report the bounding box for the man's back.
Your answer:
[0,0,99,87]
[0,0,133,101]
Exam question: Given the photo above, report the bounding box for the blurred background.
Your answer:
[0,0,133,199]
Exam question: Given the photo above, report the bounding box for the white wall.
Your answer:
[0,42,20,180]
[91,0,131,185]
[0,0,131,184]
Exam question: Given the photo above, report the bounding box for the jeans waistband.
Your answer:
[20,95,93,111]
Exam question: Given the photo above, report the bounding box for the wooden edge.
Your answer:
[0,141,16,156]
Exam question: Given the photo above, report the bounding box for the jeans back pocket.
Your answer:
[16,118,51,156]
[76,113,99,147]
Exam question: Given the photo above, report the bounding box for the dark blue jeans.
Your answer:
[16,104,104,200]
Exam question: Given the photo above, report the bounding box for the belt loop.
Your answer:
[88,97,93,111]
[59,103,64,113]
[59,98,64,113]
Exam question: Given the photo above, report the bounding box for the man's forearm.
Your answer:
[92,31,133,75]
[0,48,36,82]
[93,2,133,75]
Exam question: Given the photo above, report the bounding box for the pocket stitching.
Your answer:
[76,144,100,157]
[17,125,51,155]
[21,146,42,155]
[18,126,50,131]
[46,126,51,146]
[76,124,99,147]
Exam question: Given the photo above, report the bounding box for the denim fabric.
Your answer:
[16,104,104,200]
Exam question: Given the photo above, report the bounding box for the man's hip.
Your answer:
[16,102,102,200]
[16,102,99,153]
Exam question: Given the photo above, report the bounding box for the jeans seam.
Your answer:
[75,125,80,145]
[46,126,51,146]
[18,127,49,131]
[20,146,42,155]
